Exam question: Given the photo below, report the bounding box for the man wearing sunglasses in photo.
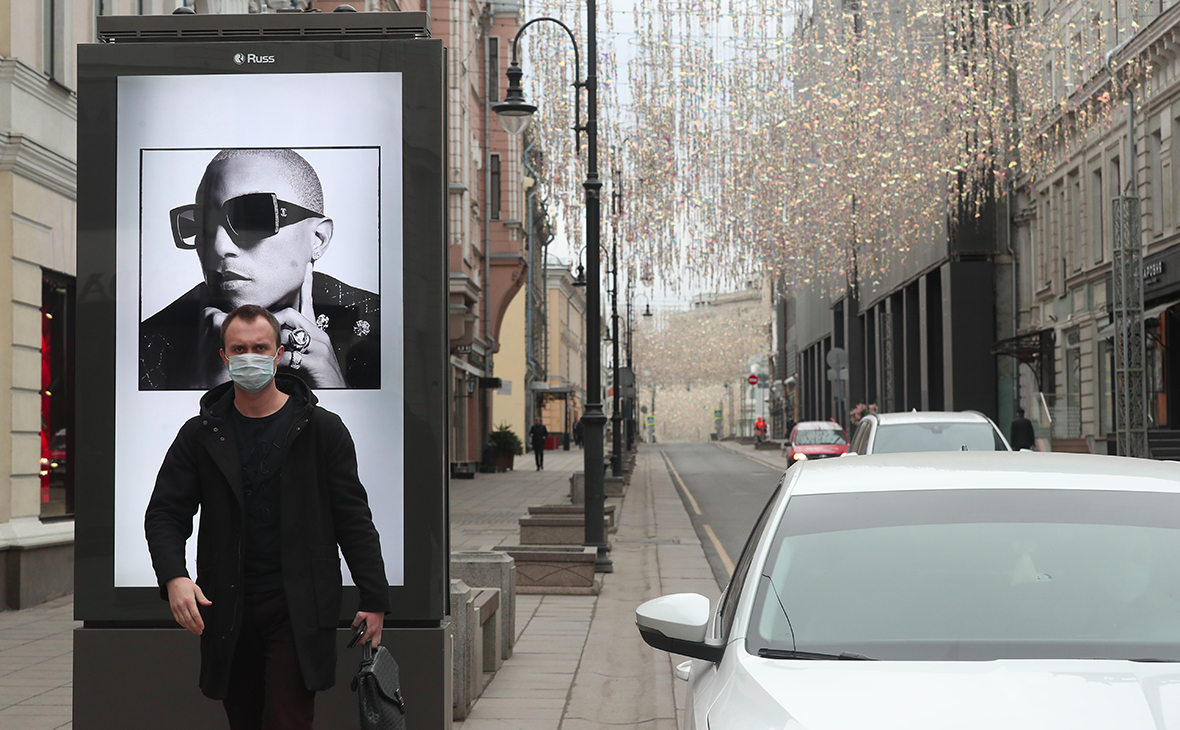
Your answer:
[139,148,380,390]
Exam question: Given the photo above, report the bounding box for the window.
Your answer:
[1092,167,1104,264]
[1099,337,1113,435]
[488,37,500,102]
[1069,32,1082,90]
[1150,124,1164,233]
[1172,112,1180,226]
[719,478,783,639]
[490,154,501,221]
[41,272,74,519]
[748,489,1180,660]
[1069,170,1081,270]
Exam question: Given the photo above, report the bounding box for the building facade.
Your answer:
[437,0,527,474]
[1011,0,1180,453]
[531,255,585,447]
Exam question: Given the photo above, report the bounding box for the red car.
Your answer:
[784,420,849,466]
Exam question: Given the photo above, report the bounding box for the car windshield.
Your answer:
[748,489,1180,661]
[794,428,847,446]
[872,422,1007,452]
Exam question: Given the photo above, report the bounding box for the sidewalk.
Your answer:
[0,444,717,730]
[451,445,717,729]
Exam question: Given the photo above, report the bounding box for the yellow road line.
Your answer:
[703,524,735,576]
[661,450,702,515]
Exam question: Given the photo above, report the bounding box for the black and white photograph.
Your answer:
[112,72,406,590]
[138,146,382,391]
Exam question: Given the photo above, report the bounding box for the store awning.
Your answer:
[990,329,1054,361]
[1096,298,1180,338]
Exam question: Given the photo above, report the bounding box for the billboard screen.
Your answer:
[76,37,446,624]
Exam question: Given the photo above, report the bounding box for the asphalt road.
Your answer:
[658,443,786,590]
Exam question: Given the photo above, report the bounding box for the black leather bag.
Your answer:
[350,641,407,730]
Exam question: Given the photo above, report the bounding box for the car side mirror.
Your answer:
[635,593,725,662]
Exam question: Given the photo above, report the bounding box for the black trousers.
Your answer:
[532,442,544,467]
[223,589,316,730]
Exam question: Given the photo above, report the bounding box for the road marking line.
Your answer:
[661,450,702,515]
[703,524,734,576]
[713,441,785,471]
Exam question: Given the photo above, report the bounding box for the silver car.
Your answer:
[636,452,1180,730]
[848,410,1011,454]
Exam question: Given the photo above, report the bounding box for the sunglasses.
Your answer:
[170,192,322,249]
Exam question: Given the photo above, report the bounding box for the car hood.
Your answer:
[708,656,1180,730]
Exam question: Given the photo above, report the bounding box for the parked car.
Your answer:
[783,420,848,466]
[636,452,1180,730]
[848,410,1011,454]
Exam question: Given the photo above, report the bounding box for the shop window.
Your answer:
[41,272,74,519]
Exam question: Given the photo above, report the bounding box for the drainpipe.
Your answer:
[524,141,539,422]
[482,4,494,456]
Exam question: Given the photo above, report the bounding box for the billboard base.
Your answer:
[73,624,452,729]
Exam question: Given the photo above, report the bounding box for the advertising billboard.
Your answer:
[76,32,446,624]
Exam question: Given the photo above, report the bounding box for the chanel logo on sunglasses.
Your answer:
[233,53,276,65]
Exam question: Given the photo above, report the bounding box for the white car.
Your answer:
[636,452,1180,729]
[848,410,1011,454]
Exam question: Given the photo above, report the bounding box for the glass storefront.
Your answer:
[41,272,74,519]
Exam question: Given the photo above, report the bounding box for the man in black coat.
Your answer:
[528,418,548,471]
[145,305,389,729]
[1010,407,1036,451]
[139,148,380,391]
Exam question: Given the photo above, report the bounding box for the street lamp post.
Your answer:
[494,9,612,573]
[609,168,623,477]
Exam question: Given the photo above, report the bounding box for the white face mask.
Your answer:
[227,353,277,393]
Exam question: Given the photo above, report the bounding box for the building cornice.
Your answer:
[0,57,77,121]
[0,131,77,200]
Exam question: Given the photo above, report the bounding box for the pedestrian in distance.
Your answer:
[144,304,389,730]
[1010,407,1036,451]
[573,417,584,448]
[528,418,549,470]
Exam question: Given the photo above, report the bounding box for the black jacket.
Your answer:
[1010,416,1036,450]
[144,375,390,699]
[139,272,380,391]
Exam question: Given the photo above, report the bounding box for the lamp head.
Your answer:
[572,263,587,287]
[643,304,653,317]
[493,62,537,136]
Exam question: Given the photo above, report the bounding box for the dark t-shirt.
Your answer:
[232,397,296,594]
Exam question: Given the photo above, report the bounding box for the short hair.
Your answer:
[1015,408,1025,416]
[204,148,324,214]
[220,305,282,352]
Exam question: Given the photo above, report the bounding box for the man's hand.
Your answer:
[197,306,229,388]
[273,306,346,388]
[352,611,384,647]
[166,576,212,636]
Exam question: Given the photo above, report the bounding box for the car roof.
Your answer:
[795,421,844,430]
[869,411,994,425]
[789,451,1180,496]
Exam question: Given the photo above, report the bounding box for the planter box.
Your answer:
[604,475,627,497]
[490,545,599,594]
[519,514,584,545]
[528,503,616,532]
